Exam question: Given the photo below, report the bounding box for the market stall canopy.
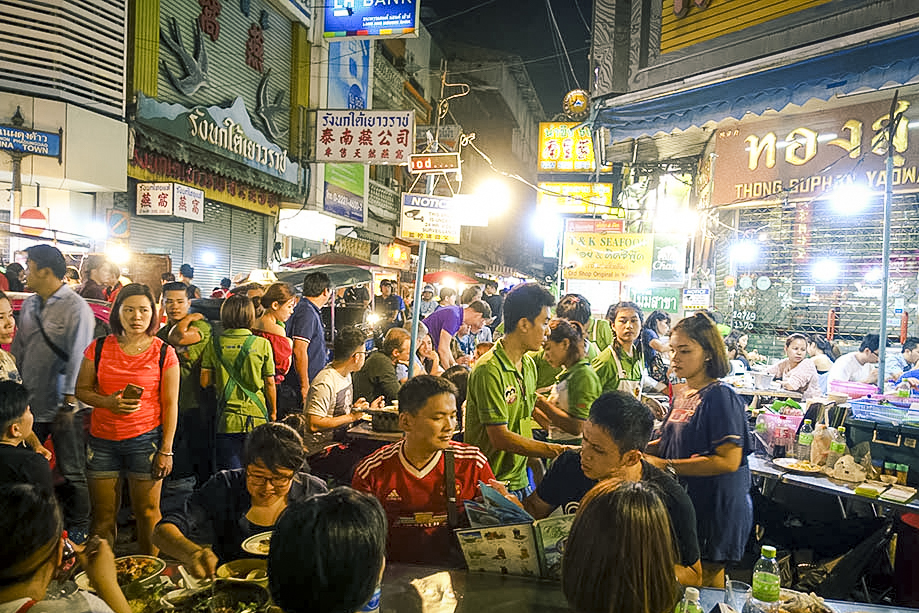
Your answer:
[282,252,377,270]
[276,264,372,289]
[423,270,478,284]
[595,29,919,143]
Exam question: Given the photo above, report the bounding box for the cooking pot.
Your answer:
[366,407,401,432]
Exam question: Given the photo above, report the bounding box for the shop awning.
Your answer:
[595,29,919,142]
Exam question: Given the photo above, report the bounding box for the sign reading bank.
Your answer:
[324,0,419,38]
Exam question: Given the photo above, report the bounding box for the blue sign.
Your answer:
[323,0,418,38]
[327,40,370,109]
[0,125,61,159]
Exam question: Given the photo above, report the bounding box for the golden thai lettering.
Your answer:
[745,133,776,170]
[871,100,909,166]
[827,119,862,158]
[784,127,817,166]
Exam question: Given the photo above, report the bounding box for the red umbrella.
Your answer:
[423,270,478,284]
[282,252,376,269]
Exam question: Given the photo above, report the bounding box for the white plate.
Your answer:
[772,457,824,474]
[74,555,166,591]
[241,531,273,556]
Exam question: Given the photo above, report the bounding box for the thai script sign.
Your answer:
[136,93,299,184]
[562,220,686,282]
[316,110,414,164]
[538,122,611,173]
[629,287,681,314]
[400,193,460,244]
[712,98,919,205]
[323,0,419,39]
[137,182,205,222]
[537,182,619,215]
[0,125,62,159]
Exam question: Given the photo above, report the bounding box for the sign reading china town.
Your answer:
[316,110,414,165]
[136,183,204,222]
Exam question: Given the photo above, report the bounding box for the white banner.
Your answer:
[316,110,414,165]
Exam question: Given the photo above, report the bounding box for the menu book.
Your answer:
[454,482,575,579]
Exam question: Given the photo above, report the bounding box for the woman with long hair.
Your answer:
[562,480,680,613]
[201,294,276,470]
[252,282,296,385]
[534,318,601,443]
[808,334,837,374]
[75,283,179,555]
[4,263,25,292]
[595,302,646,397]
[645,312,752,587]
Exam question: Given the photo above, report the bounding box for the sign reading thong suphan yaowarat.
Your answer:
[400,193,461,244]
[317,110,414,165]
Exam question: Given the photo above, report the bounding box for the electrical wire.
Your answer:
[544,0,581,90]
[573,0,592,36]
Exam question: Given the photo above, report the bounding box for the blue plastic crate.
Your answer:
[849,399,919,425]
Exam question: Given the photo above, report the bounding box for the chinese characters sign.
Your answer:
[400,194,460,244]
[136,183,204,222]
[712,98,919,205]
[538,122,610,172]
[316,110,414,165]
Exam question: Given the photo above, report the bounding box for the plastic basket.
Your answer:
[848,400,914,425]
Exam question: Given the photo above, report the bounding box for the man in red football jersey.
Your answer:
[352,375,496,566]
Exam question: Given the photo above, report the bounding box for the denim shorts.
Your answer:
[86,427,161,480]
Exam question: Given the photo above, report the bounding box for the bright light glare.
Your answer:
[730,240,758,264]
[475,179,511,218]
[864,267,883,283]
[813,258,840,282]
[106,244,130,265]
[758,232,769,242]
[88,222,107,241]
[831,182,872,214]
[201,251,217,265]
[531,208,561,239]
[655,208,698,234]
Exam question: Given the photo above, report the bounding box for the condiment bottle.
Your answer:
[897,464,909,485]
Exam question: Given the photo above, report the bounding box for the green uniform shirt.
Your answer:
[466,339,537,490]
[587,317,613,352]
[201,329,275,434]
[591,342,642,394]
[157,319,211,411]
[556,359,602,420]
[531,348,562,390]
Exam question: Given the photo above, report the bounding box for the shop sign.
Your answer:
[328,40,371,110]
[400,194,460,244]
[0,125,62,160]
[324,164,366,223]
[323,0,420,39]
[131,149,281,212]
[136,93,300,185]
[537,182,620,216]
[136,182,205,222]
[316,110,414,164]
[649,234,687,284]
[538,122,611,173]
[682,288,710,310]
[712,97,919,205]
[629,287,681,314]
[562,222,686,282]
[335,235,372,261]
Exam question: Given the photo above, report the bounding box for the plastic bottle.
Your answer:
[772,416,792,459]
[745,545,781,612]
[754,413,775,447]
[795,419,814,461]
[811,423,831,465]
[675,586,704,613]
[825,426,847,469]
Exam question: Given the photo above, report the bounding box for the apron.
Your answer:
[610,346,642,400]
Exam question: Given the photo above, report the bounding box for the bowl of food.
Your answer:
[241,531,273,556]
[164,581,269,613]
[216,559,268,587]
[75,555,166,591]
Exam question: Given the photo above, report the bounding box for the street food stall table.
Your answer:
[379,564,918,612]
[733,387,804,410]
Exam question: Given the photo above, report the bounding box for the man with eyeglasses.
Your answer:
[826,333,882,388]
[153,422,327,578]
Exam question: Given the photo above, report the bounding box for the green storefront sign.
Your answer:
[630,287,681,314]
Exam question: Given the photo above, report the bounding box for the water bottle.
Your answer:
[675,586,704,613]
[745,545,781,612]
[358,585,381,613]
[825,426,847,469]
[811,423,831,465]
[796,419,814,461]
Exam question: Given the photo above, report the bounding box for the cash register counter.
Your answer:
[380,564,915,612]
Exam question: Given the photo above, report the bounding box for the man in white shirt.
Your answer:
[826,333,880,387]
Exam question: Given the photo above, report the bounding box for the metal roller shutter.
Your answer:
[188,201,268,293]
[229,208,268,280]
[129,215,185,260]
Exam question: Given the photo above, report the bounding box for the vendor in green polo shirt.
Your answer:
[593,302,668,399]
[466,283,569,500]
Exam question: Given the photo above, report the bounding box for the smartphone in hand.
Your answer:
[122,384,144,401]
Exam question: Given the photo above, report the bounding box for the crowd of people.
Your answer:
[3,246,911,613]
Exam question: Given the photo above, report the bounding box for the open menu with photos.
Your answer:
[454,482,575,579]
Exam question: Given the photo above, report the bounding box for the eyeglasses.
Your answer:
[246,472,294,488]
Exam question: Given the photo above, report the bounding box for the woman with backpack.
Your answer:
[75,283,179,555]
[201,294,276,471]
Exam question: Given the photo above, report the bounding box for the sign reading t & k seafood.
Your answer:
[316,110,414,165]
[400,193,460,244]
